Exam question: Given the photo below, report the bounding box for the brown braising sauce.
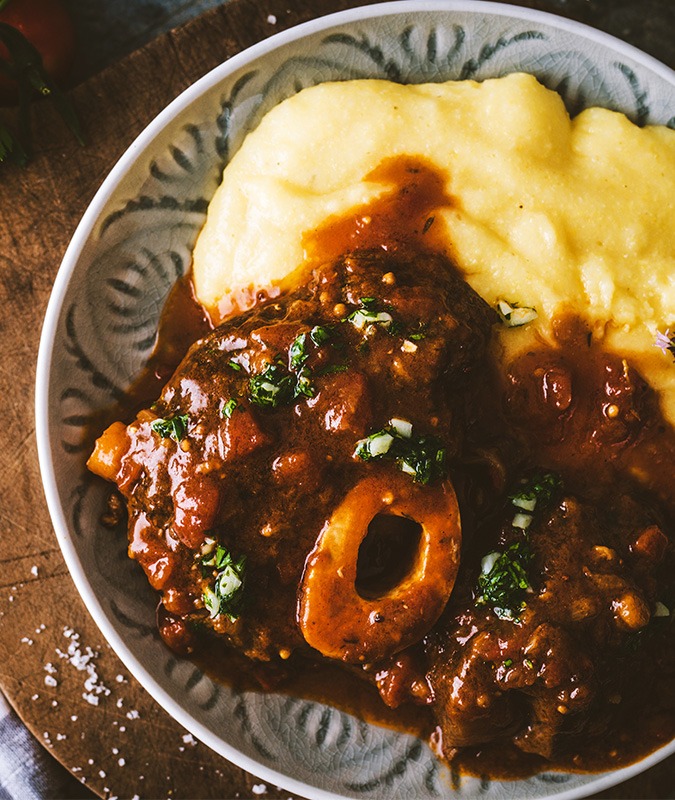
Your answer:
[89,154,675,780]
[304,155,454,263]
[123,275,213,417]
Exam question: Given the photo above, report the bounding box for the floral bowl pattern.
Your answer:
[36,2,675,798]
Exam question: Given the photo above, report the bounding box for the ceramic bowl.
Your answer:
[36,2,675,798]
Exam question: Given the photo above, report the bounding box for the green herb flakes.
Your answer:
[151,414,189,442]
[508,472,562,529]
[476,541,533,621]
[319,364,349,375]
[249,325,335,409]
[309,325,331,347]
[348,308,394,331]
[408,322,428,341]
[201,545,246,622]
[354,420,445,484]
[222,399,238,419]
[496,299,538,327]
[289,332,309,370]
[293,370,315,399]
[473,473,561,620]
[248,364,295,408]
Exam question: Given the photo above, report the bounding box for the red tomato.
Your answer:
[0,0,75,104]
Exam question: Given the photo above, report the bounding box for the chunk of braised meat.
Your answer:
[371,648,433,709]
[425,494,666,760]
[504,315,675,510]
[89,249,494,663]
[427,627,524,748]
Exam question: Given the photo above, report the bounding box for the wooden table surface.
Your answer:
[0,0,673,798]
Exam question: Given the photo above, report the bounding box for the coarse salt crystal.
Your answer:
[267,14,277,24]
[30,566,38,577]
[252,785,268,796]
[44,675,57,687]
[126,709,140,720]
[182,733,197,746]
[118,758,125,767]
[56,628,111,706]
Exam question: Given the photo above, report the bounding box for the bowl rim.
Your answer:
[35,2,675,798]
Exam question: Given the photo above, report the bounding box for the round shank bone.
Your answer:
[298,470,461,663]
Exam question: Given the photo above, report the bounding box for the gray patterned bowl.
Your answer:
[36,2,675,798]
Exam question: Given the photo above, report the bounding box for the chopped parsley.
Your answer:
[294,370,314,399]
[346,297,398,334]
[408,322,428,341]
[319,364,349,375]
[201,545,246,622]
[476,540,533,621]
[227,358,243,371]
[250,325,335,408]
[290,326,332,370]
[248,364,295,408]
[150,413,189,442]
[475,472,561,620]
[309,325,331,347]
[354,419,445,484]
[221,398,238,419]
[345,297,427,341]
[289,332,309,371]
[496,299,538,327]
[348,306,394,331]
[509,472,562,529]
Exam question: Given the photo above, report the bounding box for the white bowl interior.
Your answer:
[36,2,675,798]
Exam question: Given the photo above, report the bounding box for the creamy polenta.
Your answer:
[192,73,675,421]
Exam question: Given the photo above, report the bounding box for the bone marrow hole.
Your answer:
[356,513,422,600]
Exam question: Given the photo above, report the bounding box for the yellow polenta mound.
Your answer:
[192,72,675,422]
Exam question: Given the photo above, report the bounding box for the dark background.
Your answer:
[64,0,674,80]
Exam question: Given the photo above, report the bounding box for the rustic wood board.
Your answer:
[0,0,672,798]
